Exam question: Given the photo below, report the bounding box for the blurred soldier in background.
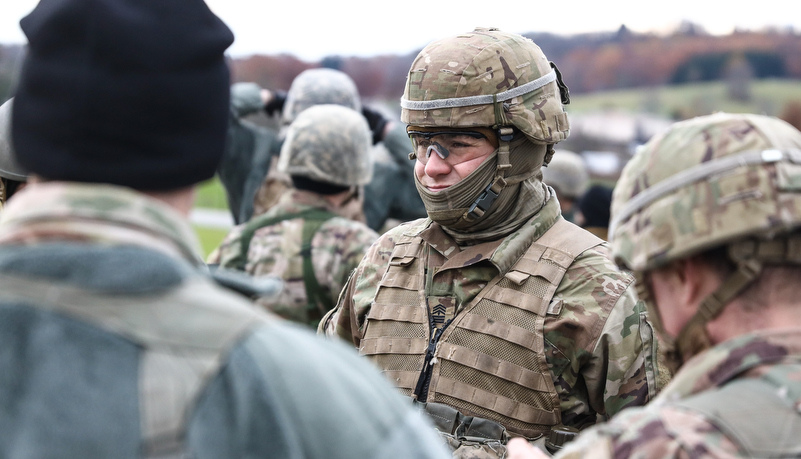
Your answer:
[509,112,801,458]
[210,104,379,328]
[322,28,657,458]
[541,150,588,223]
[0,98,28,208]
[576,184,613,240]
[0,0,449,457]
[219,67,426,231]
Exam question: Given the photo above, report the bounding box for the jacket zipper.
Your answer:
[413,315,452,403]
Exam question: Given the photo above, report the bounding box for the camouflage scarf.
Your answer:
[415,138,548,245]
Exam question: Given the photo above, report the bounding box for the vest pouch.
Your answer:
[423,402,510,459]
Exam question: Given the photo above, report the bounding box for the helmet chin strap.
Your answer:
[646,250,763,374]
[462,127,514,222]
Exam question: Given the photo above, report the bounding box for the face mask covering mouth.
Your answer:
[415,136,549,243]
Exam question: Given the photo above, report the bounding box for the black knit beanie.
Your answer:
[12,0,234,190]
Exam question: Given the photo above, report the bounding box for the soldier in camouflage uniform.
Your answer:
[0,98,28,208]
[321,28,658,458]
[541,150,588,224]
[219,68,426,230]
[509,112,801,458]
[210,104,380,328]
[0,0,450,457]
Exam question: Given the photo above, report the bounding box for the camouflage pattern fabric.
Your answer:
[322,196,657,432]
[281,68,361,127]
[610,113,801,273]
[210,188,378,327]
[400,28,569,146]
[555,329,801,459]
[278,104,373,187]
[0,181,204,264]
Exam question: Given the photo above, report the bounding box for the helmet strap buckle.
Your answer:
[464,175,507,221]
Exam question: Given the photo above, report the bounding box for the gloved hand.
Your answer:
[361,106,389,145]
[264,90,287,116]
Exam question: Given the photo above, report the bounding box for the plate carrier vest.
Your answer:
[360,217,603,438]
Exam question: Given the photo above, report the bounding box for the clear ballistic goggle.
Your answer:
[407,129,497,166]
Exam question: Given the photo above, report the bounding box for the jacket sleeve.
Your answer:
[587,285,656,418]
[319,228,399,346]
[545,246,656,428]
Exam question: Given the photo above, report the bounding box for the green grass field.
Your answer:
[193,177,233,258]
[566,78,801,118]
[193,223,229,260]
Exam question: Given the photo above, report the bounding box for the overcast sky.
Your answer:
[2,0,800,61]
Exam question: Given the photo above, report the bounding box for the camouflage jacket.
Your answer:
[322,196,657,430]
[210,188,379,327]
[0,182,449,459]
[557,329,801,458]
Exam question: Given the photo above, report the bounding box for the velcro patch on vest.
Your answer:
[389,239,423,267]
[428,295,456,329]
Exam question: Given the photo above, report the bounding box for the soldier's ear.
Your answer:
[648,258,713,337]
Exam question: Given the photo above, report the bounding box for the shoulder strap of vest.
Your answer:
[0,271,271,459]
[232,207,337,324]
[300,213,337,324]
[674,375,801,458]
[534,217,604,261]
[230,208,335,271]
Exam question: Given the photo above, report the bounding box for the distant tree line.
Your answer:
[224,24,801,101]
[2,23,800,105]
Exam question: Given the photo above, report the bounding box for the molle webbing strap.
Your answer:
[435,377,559,425]
[442,345,554,392]
[0,273,269,459]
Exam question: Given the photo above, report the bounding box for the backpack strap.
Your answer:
[299,212,337,324]
[0,271,270,458]
[229,208,327,271]
[231,207,337,324]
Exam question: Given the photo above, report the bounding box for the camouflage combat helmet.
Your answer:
[282,68,361,127]
[541,150,588,199]
[400,27,570,146]
[0,98,27,182]
[401,28,571,228]
[277,104,373,187]
[609,112,801,369]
